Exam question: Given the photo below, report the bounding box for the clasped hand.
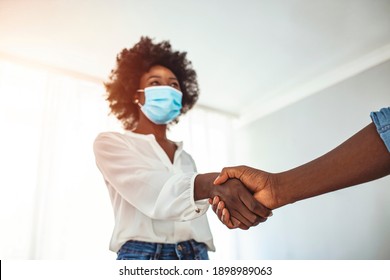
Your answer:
[209,165,278,229]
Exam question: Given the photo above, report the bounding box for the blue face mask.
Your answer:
[137,86,183,125]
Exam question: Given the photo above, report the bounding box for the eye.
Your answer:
[170,82,180,89]
[149,80,160,86]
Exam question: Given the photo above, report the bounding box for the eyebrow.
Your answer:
[146,75,178,81]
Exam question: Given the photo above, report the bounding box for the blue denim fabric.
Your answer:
[371,107,390,153]
[116,239,209,260]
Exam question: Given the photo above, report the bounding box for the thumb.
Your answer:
[213,167,240,185]
[213,173,228,185]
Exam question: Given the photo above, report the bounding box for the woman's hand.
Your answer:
[208,196,241,229]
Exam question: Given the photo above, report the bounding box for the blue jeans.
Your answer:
[116,239,209,260]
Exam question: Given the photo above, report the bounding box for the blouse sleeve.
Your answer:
[93,132,209,221]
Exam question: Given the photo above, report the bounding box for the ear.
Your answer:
[133,91,140,104]
[134,89,146,105]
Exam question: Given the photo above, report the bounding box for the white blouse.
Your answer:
[93,131,215,253]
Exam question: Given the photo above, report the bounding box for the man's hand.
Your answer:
[209,178,272,230]
[214,165,279,210]
[210,166,279,229]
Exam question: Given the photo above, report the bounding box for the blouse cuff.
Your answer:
[370,107,390,153]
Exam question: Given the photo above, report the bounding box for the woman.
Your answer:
[93,37,271,260]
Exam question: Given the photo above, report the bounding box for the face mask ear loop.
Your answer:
[135,89,144,107]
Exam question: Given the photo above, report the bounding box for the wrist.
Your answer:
[194,173,219,200]
[271,172,292,209]
[274,161,326,207]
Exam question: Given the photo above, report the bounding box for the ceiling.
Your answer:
[1,0,390,125]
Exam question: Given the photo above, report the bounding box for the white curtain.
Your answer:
[0,58,238,260]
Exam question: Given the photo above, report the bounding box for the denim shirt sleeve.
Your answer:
[370,107,390,153]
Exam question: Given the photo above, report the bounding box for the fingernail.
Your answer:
[269,211,273,217]
[213,197,218,205]
[213,176,220,184]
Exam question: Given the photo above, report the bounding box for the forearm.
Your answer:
[276,122,390,207]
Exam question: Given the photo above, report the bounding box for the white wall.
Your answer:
[232,60,390,259]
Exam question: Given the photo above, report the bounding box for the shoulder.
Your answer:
[94,131,125,142]
[94,131,126,145]
[93,131,130,153]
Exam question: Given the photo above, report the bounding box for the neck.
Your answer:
[134,116,168,140]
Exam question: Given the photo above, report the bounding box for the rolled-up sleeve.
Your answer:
[93,132,209,221]
[370,107,390,153]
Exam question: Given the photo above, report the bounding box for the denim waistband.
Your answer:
[117,239,209,260]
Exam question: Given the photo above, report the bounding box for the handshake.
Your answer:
[205,165,281,230]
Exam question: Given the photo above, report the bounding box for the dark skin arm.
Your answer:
[213,122,390,226]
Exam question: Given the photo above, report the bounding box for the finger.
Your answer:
[252,216,268,227]
[217,191,258,228]
[239,191,273,221]
[212,196,220,213]
[212,179,260,228]
[228,196,268,227]
[229,208,255,228]
[221,208,229,223]
[232,216,249,230]
[217,201,224,220]
[224,211,248,230]
[213,166,244,185]
[238,224,250,230]
[237,213,268,228]
[215,201,243,230]
[227,189,263,226]
[221,208,235,227]
[216,200,224,217]
[213,196,220,206]
[213,173,228,185]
